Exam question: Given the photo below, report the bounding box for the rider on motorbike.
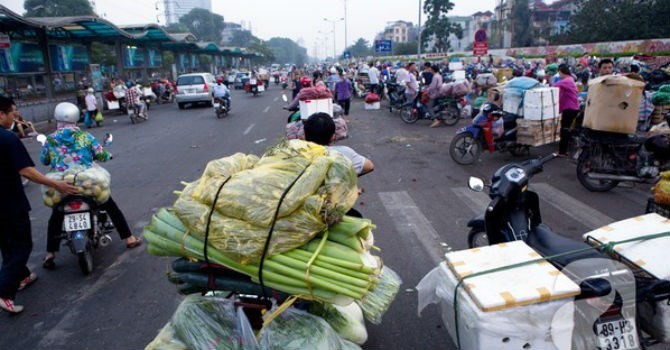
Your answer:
[213,77,231,110]
[40,102,142,269]
[285,77,314,110]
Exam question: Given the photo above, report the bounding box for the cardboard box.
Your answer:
[523,88,559,121]
[299,98,333,119]
[417,241,580,350]
[517,117,561,146]
[583,75,645,134]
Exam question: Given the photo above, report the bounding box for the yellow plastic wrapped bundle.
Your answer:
[41,164,111,207]
[653,171,670,206]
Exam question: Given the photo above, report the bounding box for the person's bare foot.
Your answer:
[429,119,442,128]
[125,236,143,249]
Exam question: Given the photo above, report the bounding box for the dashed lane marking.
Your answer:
[262,106,270,113]
[243,123,255,135]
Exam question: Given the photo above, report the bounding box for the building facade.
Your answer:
[164,0,212,25]
[375,21,418,44]
[494,0,577,48]
[447,11,494,52]
[220,22,243,44]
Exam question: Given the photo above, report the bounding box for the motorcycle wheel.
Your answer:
[400,106,419,124]
[467,229,489,248]
[441,106,460,126]
[450,132,482,165]
[77,242,94,275]
[576,149,619,192]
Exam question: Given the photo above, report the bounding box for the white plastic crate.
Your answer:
[299,99,333,119]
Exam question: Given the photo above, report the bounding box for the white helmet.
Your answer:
[54,102,80,123]
[87,87,94,93]
[330,67,337,74]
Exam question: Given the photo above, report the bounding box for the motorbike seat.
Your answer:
[525,224,603,269]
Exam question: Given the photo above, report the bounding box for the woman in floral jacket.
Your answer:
[40,103,142,270]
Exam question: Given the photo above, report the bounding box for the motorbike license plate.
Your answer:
[250,79,257,84]
[213,102,220,108]
[596,319,639,350]
[63,212,91,232]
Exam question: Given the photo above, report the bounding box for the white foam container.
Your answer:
[364,102,380,110]
[417,241,580,350]
[523,88,559,120]
[299,98,333,119]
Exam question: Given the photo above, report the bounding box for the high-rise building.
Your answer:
[164,0,212,25]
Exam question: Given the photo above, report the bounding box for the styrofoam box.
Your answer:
[417,241,580,350]
[299,99,333,119]
[449,61,464,71]
[453,70,466,81]
[523,88,559,120]
[503,93,523,116]
[583,213,670,342]
[106,100,119,110]
[364,102,380,110]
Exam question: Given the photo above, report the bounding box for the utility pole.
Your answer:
[324,17,344,60]
[343,0,348,50]
[417,0,422,63]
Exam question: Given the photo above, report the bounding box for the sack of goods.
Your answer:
[417,241,580,350]
[143,140,401,334]
[41,164,111,207]
[365,92,380,103]
[653,171,670,206]
[299,85,333,101]
[286,117,348,141]
[583,75,645,134]
[583,214,670,343]
[475,73,497,89]
[439,81,471,97]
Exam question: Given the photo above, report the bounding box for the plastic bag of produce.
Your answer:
[285,120,305,140]
[475,73,497,88]
[168,295,258,350]
[41,163,111,207]
[310,302,368,345]
[144,322,189,350]
[259,307,361,350]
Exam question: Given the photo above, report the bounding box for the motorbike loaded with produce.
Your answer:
[144,139,401,349]
[417,153,670,350]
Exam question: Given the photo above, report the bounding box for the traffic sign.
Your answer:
[473,29,488,56]
[474,29,487,43]
[374,40,392,53]
[0,33,10,49]
[343,50,352,59]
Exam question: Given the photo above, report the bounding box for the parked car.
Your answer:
[175,73,217,109]
[233,72,250,90]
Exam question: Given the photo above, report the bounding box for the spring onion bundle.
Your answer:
[145,208,381,305]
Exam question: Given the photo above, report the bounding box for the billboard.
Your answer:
[123,46,145,68]
[49,45,89,72]
[0,42,45,73]
[147,48,162,67]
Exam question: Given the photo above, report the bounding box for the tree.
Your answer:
[266,37,307,66]
[165,23,189,33]
[552,0,670,45]
[178,8,225,43]
[421,0,462,53]
[345,38,371,58]
[24,0,94,17]
[511,0,532,47]
[249,41,276,64]
[393,41,419,56]
[227,30,257,47]
[91,42,116,66]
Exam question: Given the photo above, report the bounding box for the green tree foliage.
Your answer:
[249,41,276,64]
[552,0,670,44]
[227,30,257,47]
[421,0,462,53]
[512,0,532,47]
[91,42,116,66]
[266,38,307,66]
[393,41,419,55]
[165,23,189,33]
[178,8,225,43]
[345,38,372,58]
[24,0,94,17]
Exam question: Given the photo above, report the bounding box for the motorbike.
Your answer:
[399,89,463,126]
[449,103,529,165]
[37,134,115,275]
[281,94,300,122]
[465,153,670,349]
[244,78,265,96]
[575,125,670,192]
[213,94,231,119]
[128,99,148,124]
[280,75,288,90]
[386,82,406,113]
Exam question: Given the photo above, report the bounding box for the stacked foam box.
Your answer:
[299,99,333,119]
[417,241,580,350]
[517,117,561,147]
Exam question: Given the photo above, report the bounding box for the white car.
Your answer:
[175,73,217,109]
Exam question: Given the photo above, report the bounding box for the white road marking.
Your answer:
[450,187,490,214]
[243,123,255,135]
[254,138,267,144]
[531,183,614,228]
[262,106,270,113]
[273,97,279,102]
[379,191,444,264]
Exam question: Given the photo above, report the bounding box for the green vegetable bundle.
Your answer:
[173,140,358,264]
[145,208,381,305]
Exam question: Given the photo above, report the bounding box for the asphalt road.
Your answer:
[1,84,660,349]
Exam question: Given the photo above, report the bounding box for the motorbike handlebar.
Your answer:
[526,153,558,176]
[487,196,501,212]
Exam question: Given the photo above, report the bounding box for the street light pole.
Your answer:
[343,0,348,51]
[417,0,422,63]
[324,17,344,61]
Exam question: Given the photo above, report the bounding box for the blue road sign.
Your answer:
[374,40,392,53]
[343,50,352,59]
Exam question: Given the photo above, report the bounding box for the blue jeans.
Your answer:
[84,111,93,127]
[0,212,32,299]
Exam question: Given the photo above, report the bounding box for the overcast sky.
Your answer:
[4,0,508,58]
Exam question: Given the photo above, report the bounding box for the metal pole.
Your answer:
[417,0,422,63]
[332,22,337,60]
[344,0,348,51]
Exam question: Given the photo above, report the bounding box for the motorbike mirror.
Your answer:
[468,177,485,192]
[103,133,113,147]
[36,134,47,146]
[282,94,288,102]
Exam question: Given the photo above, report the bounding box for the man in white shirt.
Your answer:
[303,112,374,176]
[84,88,97,128]
[212,78,230,110]
[402,62,419,102]
[367,62,381,96]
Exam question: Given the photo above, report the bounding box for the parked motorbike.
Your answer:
[386,82,406,113]
[37,134,115,275]
[575,126,670,192]
[465,153,670,349]
[213,95,230,119]
[399,90,462,126]
[449,103,528,165]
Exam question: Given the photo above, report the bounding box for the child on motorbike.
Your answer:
[40,102,142,270]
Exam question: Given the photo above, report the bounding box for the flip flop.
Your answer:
[42,256,56,270]
[126,237,143,249]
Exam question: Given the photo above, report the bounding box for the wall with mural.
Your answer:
[492,38,670,57]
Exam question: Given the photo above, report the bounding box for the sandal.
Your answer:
[42,256,56,270]
[126,237,143,249]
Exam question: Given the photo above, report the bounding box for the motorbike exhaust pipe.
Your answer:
[99,234,112,247]
[587,173,659,183]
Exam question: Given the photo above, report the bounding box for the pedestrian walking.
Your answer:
[0,95,77,314]
[554,64,580,156]
[84,88,98,128]
[334,69,353,116]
